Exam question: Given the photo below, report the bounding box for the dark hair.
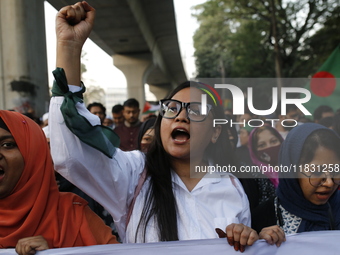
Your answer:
[251,125,284,153]
[87,102,106,115]
[136,81,236,241]
[332,113,340,137]
[124,98,139,108]
[137,118,156,150]
[111,104,123,114]
[224,108,236,122]
[22,112,41,125]
[299,129,340,165]
[318,116,334,129]
[224,114,238,151]
[275,102,298,117]
[298,116,313,124]
[313,105,334,122]
[0,118,9,132]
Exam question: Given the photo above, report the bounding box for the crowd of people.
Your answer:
[1,1,340,255]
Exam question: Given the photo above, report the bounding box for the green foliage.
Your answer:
[227,21,276,77]
[193,0,339,79]
[193,1,232,77]
[299,6,340,76]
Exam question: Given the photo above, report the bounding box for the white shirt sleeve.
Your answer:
[49,93,145,241]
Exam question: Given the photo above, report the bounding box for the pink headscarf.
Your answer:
[248,125,284,188]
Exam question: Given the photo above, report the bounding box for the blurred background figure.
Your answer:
[235,124,254,167]
[40,112,49,128]
[318,116,334,129]
[313,105,334,123]
[239,125,284,213]
[103,117,114,128]
[137,117,156,153]
[274,104,300,139]
[87,102,106,124]
[332,113,340,136]
[114,98,141,151]
[236,111,253,129]
[249,125,284,187]
[111,104,124,129]
[224,114,238,150]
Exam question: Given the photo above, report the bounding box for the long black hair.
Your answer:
[135,81,237,241]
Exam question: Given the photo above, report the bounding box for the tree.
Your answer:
[299,6,340,76]
[193,0,339,78]
[226,20,276,77]
[193,1,232,78]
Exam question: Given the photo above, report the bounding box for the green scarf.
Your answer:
[51,68,119,158]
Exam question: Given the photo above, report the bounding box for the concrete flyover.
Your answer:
[48,0,187,107]
[0,0,187,116]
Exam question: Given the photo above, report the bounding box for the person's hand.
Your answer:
[216,224,258,253]
[15,236,49,255]
[259,225,286,247]
[56,1,95,48]
[55,1,95,86]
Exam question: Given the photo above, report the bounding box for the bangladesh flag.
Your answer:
[303,44,340,115]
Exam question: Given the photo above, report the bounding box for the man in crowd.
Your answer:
[313,105,334,123]
[111,104,125,129]
[87,102,106,124]
[114,98,142,151]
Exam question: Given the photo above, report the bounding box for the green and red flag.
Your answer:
[303,44,340,115]
[142,101,160,114]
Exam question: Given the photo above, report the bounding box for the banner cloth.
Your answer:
[1,230,339,255]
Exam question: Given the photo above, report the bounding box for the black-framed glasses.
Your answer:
[300,171,340,187]
[159,99,212,122]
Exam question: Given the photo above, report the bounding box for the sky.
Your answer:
[44,0,207,97]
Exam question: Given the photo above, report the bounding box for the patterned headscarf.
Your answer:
[277,123,340,232]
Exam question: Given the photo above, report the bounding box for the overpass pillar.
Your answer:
[113,53,151,109]
[0,0,49,116]
[148,84,169,100]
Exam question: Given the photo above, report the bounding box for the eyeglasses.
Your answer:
[159,99,212,122]
[300,171,340,187]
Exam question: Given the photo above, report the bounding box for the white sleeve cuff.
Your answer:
[69,84,83,92]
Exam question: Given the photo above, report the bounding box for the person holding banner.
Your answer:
[49,1,258,252]
[253,123,340,247]
[0,111,118,254]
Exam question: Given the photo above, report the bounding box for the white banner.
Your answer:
[1,231,339,255]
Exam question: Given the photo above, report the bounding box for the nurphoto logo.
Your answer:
[199,83,312,128]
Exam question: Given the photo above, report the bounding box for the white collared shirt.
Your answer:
[49,93,250,243]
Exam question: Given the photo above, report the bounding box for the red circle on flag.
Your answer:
[310,71,336,97]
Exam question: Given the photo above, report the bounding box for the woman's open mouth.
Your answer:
[171,128,190,143]
[315,191,332,201]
